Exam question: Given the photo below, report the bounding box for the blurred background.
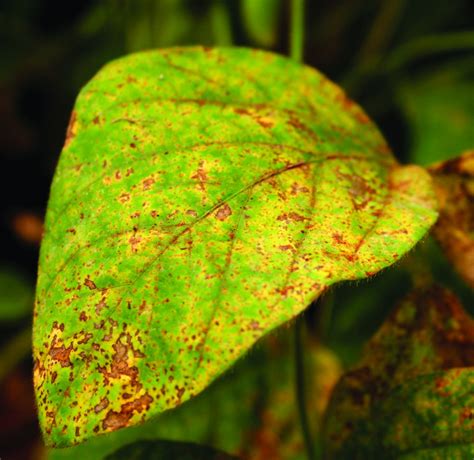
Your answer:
[0,1,473,459]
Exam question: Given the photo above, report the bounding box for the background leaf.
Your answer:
[429,150,474,288]
[323,284,474,459]
[104,439,238,460]
[33,46,437,446]
[0,265,33,321]
[241,0,282,48]
[398,61,474,165]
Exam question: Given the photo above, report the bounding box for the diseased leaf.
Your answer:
[429,150,474,288]
[104,439,237,460]
[33,46,437,446]
[323,285,474,459]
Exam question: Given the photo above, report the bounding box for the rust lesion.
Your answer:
[98,332,144,388]
[94,397,110,414]
[277,212,307,223]
[84,277,97,290]
[49,342,73,368]
[129,233,142,253]
[215,203,232,221]
[428,150,474,288]
[191,161,208,193]
[102,393,153,431]
[64,110,77,148]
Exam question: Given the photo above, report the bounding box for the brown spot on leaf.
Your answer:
[332,233,345,244]
[49,344,73,368]
[98,333,142,388]
[335,92,370,124]
[277,212,306,223]
[278,245,293,251]
[256,117,274,129]
[291,183,310,195]
[459,407,473,424]
[249,320,261,330]
[175,386,185,403]
[142,178,155,190]
[102,394,153,431]
[84,278,97,290]
[77,333,93,345]
[64,110,77,147]
[94,397,110,414]
[277,285,295,297]
[191,161,208,192]
[118,193,131,204]
[129,234,142,253]
[288,116,319,141]
[215,203,232,221]
[234,107,251,116]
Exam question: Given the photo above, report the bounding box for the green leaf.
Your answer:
[33,46,437,446]
[0,266,33,321]
[241,0,282,47]
[104,439,238,460]
[398,61,474,165]
[323,285,474,459]
[429,150,474,288]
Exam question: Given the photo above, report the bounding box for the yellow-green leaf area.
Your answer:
[33,46,437,446]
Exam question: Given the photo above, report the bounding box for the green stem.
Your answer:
[290,0,305,62]
[291,6,313,456]
[0,325,32,382]
[294,317,316,460]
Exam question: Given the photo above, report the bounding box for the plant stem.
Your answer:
[0,324,32,382]
[290,5,313,457]
[290,0,305,62]
[294,317,316,460]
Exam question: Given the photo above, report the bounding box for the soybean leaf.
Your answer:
[0,265,33,321]
[33,47,437,446]
[104,439,237,460]
[398,61,474,165]
[323,285,474,459]
[429,150,474,288]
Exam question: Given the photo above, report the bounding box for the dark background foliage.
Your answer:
[0,1,472,459]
